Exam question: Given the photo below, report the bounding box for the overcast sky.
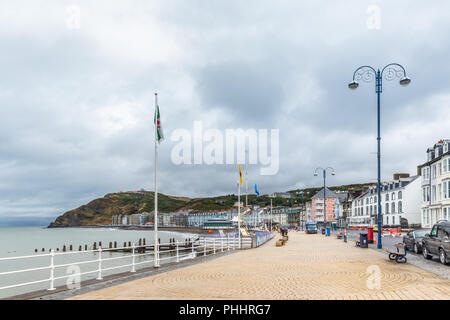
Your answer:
[1,1,449,225]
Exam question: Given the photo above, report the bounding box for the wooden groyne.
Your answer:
[34,237,199,254]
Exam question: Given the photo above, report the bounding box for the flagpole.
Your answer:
[154,92,159,268]
[245,149,248,208]
[238,181,241,249]
[270,198,273,232]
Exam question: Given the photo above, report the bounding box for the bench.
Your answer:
[387,243,407,263]
[276,240,285,247]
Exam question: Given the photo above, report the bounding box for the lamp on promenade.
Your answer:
[314,167,335,230]
[348,63,410,249]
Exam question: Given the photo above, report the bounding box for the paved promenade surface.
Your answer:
[70,232,450,300]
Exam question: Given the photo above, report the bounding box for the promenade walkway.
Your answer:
[70,232,450,300]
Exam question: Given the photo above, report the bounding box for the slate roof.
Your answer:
[311,188,347,200]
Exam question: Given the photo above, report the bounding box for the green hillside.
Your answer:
[49,182,373,227]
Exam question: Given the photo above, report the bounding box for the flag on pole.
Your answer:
[239,164,243,186]
[154,104,164,143]
[254,184,260,196]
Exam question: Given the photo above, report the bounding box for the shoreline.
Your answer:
[47,225,216,235]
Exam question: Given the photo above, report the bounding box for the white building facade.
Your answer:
[419,139,450,228]
[350,174,421,228]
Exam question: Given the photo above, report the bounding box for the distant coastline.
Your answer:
[47,224,208,234]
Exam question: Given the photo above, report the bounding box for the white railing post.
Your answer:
[213,238,216,254]
[191,240,195,258]
[176,241,179,263]
[233,236,235,250]
[221,238,224,252]
[97,247,103,280]
[155,241,160,268]
[204,238,207,256]
[48,249,55,291]
[227,237,230,251]
[131,244,136,273]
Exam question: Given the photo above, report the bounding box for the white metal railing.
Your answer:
[0,237,242,297]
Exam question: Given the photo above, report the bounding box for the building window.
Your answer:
[444,181,449,199]
[391,202,396,214]
[386,194,389,201]
[445,159,448,173]
[398,191,402,199]
[387,216,389,225]
[385,203,389,214]
[398,201,402,213]
[444,208,448,221]
[392,192,395,200]
[393,216,396,225]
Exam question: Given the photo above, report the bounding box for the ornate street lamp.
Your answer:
[348,63,410,249]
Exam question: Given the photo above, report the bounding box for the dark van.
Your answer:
[422,220,450,265]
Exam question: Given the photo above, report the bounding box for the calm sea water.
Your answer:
[0,226,198,299]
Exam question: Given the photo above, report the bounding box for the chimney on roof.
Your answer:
[393,173,410,180]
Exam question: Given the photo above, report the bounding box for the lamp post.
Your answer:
[348,63,410,249]
[314,167,335,231]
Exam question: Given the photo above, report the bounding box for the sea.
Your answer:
[0,226,198,299]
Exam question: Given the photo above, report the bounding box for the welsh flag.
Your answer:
[154,104,164,143]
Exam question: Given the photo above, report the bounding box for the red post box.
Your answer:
[367,227,374,244]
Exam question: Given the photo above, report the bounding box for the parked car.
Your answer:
[422,220,450,265]
[403,229,430,254]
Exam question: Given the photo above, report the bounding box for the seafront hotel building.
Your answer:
[419,139,450,228]
[349,174,421,228]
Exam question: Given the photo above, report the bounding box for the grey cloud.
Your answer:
[1,1,450,224]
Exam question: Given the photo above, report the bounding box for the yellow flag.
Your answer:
[239,164,243,186]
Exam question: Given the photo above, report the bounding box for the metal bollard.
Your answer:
[48,249,55,291]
